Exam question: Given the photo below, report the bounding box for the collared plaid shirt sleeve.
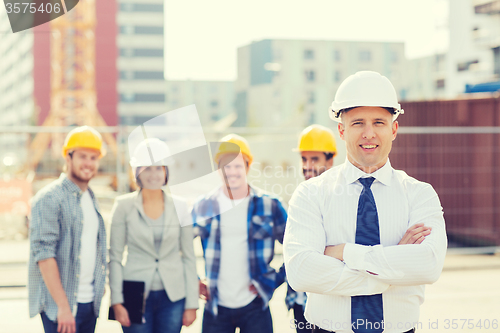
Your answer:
[28,174,107,321]
[191,187,288,315]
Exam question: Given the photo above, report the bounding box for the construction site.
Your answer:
[1,0,500,332]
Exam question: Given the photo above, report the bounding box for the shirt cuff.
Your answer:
[111,292,124,306]
[343,243,372,271]
[34,250,56,264]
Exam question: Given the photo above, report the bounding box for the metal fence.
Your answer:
[1,96,500,247]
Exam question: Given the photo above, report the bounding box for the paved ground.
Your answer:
[1,240,499,333]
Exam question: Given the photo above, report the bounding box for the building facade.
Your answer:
[117,0,166,125]
[235,39,407,128]
[165,80,235,126]
[0,14,34,164]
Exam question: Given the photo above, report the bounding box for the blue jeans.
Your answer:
[41,302,97,333]
[122,290,185,333]
[202,297,273,333]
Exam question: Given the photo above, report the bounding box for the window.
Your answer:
[307,91,315,104]
[304,49,315,60]
[119,25,163,35]
[359,50,372,62]
[119,71,164,80]
[120,25,134,35]
[134,26,164,35]
[119,4,164,12]
[457,59,479,72]
[391,51,398,63]
[133,48,164,57]
[134,71,164,80]
[120,93,165,103]
[120,93,135,103]
[334,70,341,83]
[333,49,341,61]
[494,47,500,75]
[305,70,315,82]
[435,79,445,89]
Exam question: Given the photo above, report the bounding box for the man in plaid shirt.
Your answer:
[28,126,107,333]
[192,134,288,333]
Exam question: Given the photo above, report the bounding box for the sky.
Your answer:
[164,0,449,81]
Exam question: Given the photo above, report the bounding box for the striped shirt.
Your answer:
[191,186,288,315]
[284,159,447,333]
[28,174,107,321]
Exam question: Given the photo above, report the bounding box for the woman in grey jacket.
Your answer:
[109,138,198,333]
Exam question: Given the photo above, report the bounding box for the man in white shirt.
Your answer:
[283,71,447,333]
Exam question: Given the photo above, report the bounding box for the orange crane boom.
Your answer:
[27,0,116,172]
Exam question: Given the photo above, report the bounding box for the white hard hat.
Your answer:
[329,71,404,122]
[129,138,173,167]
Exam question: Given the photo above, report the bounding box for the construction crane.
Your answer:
[26,0,116,172]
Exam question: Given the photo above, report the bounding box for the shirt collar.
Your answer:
[60,173,84,195]
[343,158,393,186]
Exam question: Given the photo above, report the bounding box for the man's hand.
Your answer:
[182,309,197,327]
[199,279,210,301]
[56,305,76,333]
[398,223,432,245]
[249,284,258,295]
[324,243,346,261]
[112,303,131,327]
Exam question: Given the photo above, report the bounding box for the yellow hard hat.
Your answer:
[214,134,253,166]
[295,124,337,155]
[61,126,106,158]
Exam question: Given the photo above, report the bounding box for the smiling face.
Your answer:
[219,153,249,191]
[338,106,398,173]
[65,148,100,185]
[301,151,333,180]
[137,166,167,190]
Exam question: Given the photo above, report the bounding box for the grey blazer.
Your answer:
[109,190,198,309]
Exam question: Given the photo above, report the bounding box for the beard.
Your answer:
[303,168,318,180]
[70,168,94,183]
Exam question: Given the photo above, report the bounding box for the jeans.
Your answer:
[293,303,314,333]
[122,290,185,333]
[202,297,273,333]
[41,302,97,333]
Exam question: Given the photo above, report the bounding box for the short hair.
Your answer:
[135,166,169,188]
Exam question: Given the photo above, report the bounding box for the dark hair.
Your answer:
[340,106,396,117]
[135,166,169,188]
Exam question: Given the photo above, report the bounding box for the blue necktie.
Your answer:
[351,177,384,333]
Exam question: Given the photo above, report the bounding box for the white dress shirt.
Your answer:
[283,159,447,333]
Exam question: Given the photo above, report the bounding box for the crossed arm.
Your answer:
[283,184,447,296]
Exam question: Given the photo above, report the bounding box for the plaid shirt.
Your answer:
[28,174,107,321]
[286,285,307,310]
[191,186,287,315]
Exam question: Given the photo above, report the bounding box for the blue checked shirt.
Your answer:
[28,174,107,321]
[286,284,307,310]
[191,186,288,315]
